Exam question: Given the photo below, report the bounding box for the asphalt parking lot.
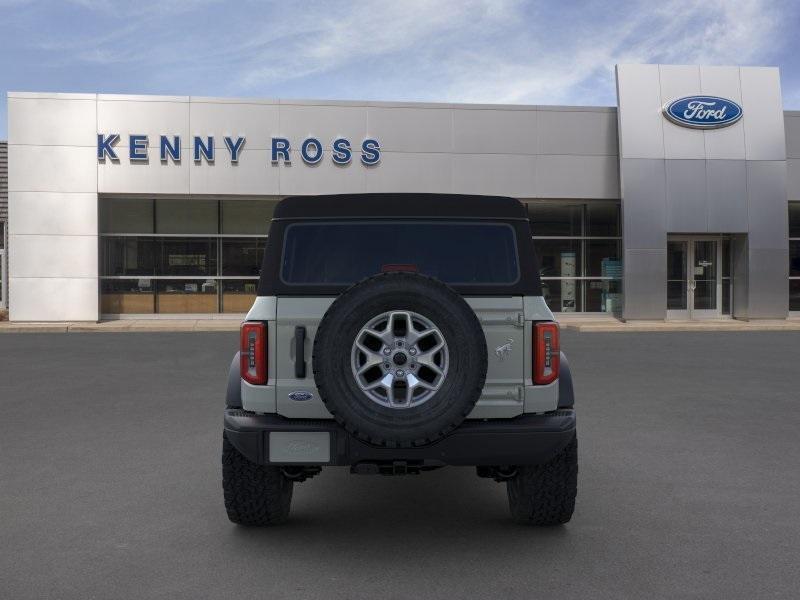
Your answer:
[1,330,799,599]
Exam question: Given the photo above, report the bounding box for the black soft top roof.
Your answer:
[273,193,528,220]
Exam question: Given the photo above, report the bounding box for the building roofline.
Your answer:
[7,91,617,112]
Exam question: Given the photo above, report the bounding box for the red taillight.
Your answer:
[533,322,560,385]
[240,321,267,385]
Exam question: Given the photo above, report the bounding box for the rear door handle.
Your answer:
[294,326,306,378]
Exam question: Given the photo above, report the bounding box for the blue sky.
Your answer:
[1,0,799,139]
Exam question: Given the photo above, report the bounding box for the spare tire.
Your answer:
[313,272,487,448]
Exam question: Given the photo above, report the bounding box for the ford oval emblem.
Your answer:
[288,390,313,402]
[663,96,742,129]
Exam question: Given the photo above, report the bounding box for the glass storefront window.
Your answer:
[100,279,155,314]
[721,239,732,315]
[101,237,156,276]
[100,198,154,234]
[790,240,800,277]
[791,280,800,312]
[541,279,582,313]
[790,202,800,238]
[221,238,266,276]
[160,238,217,276]
[528,200,621,313]
[586,240,621,276]
[221,199,277,235]
[99,197,277,314]
[584,279,621,313]
[587,203,620,237]
[155,199,218,234]
[221,279,259,313]
[791,204,799,312]
[98,197,626,315]
[535,239,581,278]
[527,203,582,236]
[156,279,218,313]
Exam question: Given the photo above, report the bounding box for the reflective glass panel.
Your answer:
[693,241,717,310]
[667,241,688,310]
[541,279,582,313]
[534,239,581,278]
[221,238,266,276]
[586,203,620,237]
[156,279,218,313]
[527,203,582,236]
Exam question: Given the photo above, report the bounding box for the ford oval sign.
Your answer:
[663,96,743,129]
[288,391,313,402]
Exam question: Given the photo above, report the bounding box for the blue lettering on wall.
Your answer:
[224,136,246,163]
[301,137,323,164]
[194,136,215,162]
[98,133,380,166]
[331,138,352,165]
[271,137,291,164]
[129,135,148,161]
[97,133,120,160]
[160,136,181,161]
[361,138,381,166]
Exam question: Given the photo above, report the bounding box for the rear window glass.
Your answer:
[281,221,520,286]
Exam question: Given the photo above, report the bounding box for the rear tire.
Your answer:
[313,272,487,448]
[222,433,293,526]
[507,434,577,525]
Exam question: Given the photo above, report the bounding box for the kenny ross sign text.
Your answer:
[97,134,381,166]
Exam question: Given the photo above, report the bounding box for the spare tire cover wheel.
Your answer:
[313,272,488,447]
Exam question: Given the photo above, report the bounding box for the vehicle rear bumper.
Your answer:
[223,409,576,468]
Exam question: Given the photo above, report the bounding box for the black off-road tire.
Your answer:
[507,434,578,525]
[222,433,293,526]
[313,272,487,448]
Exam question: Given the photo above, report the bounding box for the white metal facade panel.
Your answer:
[189,101,280,150]
[99,158,191,195]
[9,277,99,321]
[8,97,97,148]
[740,67,786,161]
[281,104,368,149]
[97,98,190,149]
[699,66,746,160]
[452,108,538,155]
[9,234,97,278]
[659,64,706,160]
[367,106,453,153]
[451,153,537,197]
[9,145,97,193]
[616,64,789,320]
[189,149,278,196]
[8,93,100,321]
[8,192,97,236]
[615,64,665,160]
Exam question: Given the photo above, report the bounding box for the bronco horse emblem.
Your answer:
[495,338,514,361]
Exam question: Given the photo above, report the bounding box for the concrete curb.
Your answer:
[559,319,800,333]
[1,319,798,334]
[0,320,241,333]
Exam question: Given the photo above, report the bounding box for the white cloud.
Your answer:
[5,0,796,107]
[439,0,786,105]
[235,0,517,89]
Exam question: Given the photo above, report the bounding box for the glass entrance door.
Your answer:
[667,241,689,318]
[666,237,723,320]
[691,240,718,318]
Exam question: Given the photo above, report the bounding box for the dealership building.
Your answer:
[2,63,800,321]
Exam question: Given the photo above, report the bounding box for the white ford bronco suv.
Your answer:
[223,193,577,526]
